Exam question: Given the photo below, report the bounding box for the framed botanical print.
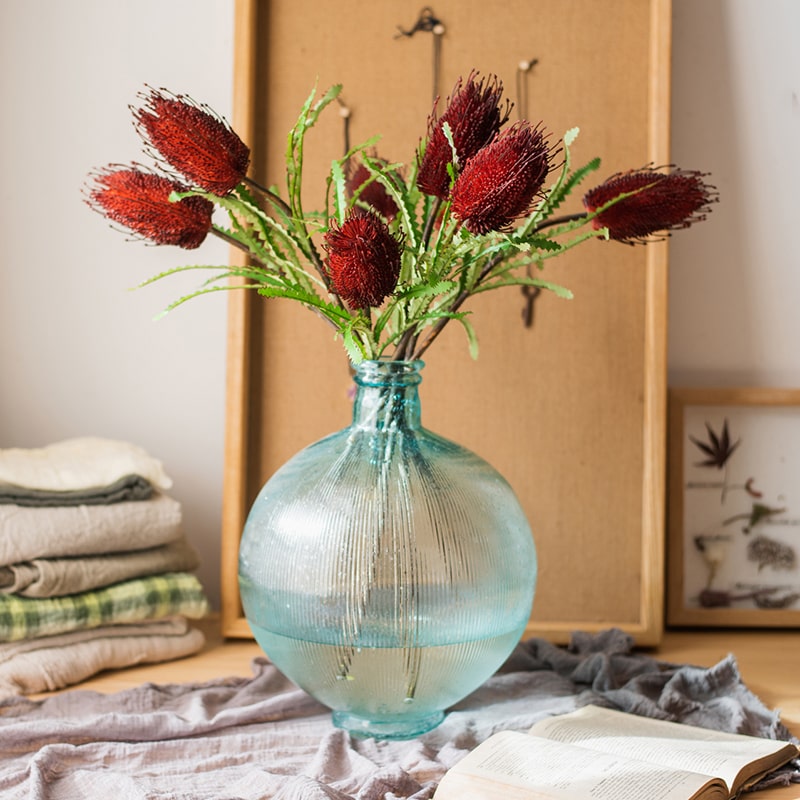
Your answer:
[668,387,800,627]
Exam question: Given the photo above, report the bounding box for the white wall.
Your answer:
[669,0,800,387]
[0,0,234,608]
[1,1,796,611]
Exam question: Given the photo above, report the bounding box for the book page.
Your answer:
[433,730,727,800]
[528,706,796,792]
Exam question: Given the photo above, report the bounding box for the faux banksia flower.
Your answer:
[86,166,213,249]
[583,167,718,243]
[87,78,717,362]
[324,209,402,310]
[417,72,511,199]
[133,87,250,196]
[451,122,554,234]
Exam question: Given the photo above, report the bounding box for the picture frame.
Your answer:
[220,0,672,645]
[667,387,800,628]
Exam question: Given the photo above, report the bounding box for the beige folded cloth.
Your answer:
[0,539,199,597]
[0,617,205,698]
[0,437,172,492]
[0,491,183,566]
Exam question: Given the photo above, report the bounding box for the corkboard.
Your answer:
[221,0,672,644]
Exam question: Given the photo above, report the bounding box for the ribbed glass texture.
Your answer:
[239,360,537,739]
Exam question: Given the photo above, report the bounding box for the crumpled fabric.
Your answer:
[0,628,797,799]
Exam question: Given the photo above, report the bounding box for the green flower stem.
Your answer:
[243,176,293,219]
[532,211,588,232]
[392,326,417,361]
[420,196,443,249]
[211,225,254,253]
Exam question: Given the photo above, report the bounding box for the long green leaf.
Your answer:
[154,283,262,318]
[474,275,573,299]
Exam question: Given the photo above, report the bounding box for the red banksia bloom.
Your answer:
[417,72,511,199]
[346,159,398,221]
[583,166,718,243]
[324,209,402,310]
[133,87,250,196]
[87,166,214,249]
[451,122,554,234]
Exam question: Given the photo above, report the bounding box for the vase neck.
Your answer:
[351,360,424,432]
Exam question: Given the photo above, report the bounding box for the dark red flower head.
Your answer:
[346,158,398,221]
[324,208,403,310]
[417,72,511,199]
[583,166,718,243]
[451,121,554,234]
[132,87,250,196]
[86,165,214,249]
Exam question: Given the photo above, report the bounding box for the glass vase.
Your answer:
[238,359,537,739]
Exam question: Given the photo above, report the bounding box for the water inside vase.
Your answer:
[244,588,526,737]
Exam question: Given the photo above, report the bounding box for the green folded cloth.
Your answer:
[0,473,153,507]
[0,572,209,642]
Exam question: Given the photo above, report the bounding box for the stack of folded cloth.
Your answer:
[0,437,210,697]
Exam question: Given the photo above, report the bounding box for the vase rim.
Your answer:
[353,358,424,387]
[356,357,425,367]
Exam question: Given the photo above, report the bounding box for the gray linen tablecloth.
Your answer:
[1,629,797,799]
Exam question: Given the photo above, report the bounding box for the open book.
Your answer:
[434,705,799,800]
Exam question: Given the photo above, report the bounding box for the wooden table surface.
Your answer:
[35,620,800,799]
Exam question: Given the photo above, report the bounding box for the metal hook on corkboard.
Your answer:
[337,96,351,157]
[517,56,541,328]
[395,7,446,104]
[516,57,539,122]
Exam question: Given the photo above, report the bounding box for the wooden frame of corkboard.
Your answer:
[667,387,800,628]
[221,0,672,645]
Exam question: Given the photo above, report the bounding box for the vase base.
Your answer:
[332,709,445,740]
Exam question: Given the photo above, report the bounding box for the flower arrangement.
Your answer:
[86,72,717,363]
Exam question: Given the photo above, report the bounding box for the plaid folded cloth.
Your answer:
[0,572,209,642]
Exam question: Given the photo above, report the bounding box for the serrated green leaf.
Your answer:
[342,326,367,363]
[507,234,563,253]
[394,280,457,300]
[256,284,350,320]
[529,156,602,230]
[310,84,343,123]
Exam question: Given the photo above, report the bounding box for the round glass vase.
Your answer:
[238,359,537,740]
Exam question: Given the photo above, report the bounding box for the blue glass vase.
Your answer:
[238,359,536,739]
